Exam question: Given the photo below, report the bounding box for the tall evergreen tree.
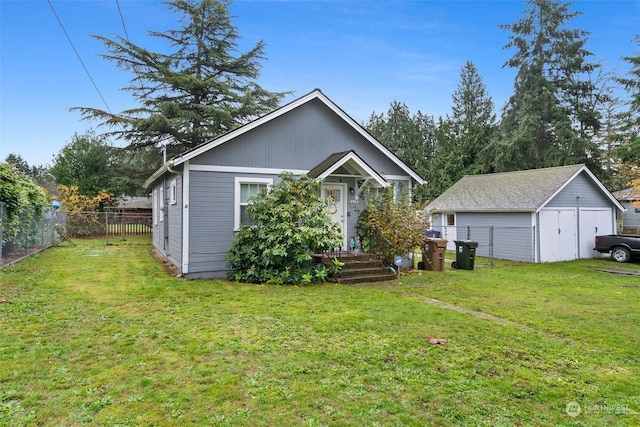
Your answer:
[424,62,494,200]
[448,61,495,175]
[74,0,287,158]
[4,154,30,176]
[614,34,640,190]
[483,0,602,172]
[424,116,461,200]
[363,102,435,201]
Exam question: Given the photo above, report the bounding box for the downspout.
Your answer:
[161,145,183,275]
[166,160,181,176]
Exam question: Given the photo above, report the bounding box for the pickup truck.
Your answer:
[594,235,640,263]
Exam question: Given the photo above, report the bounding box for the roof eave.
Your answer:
[429,208,536,213]
[143,164,169,189]
[154,89,426,185]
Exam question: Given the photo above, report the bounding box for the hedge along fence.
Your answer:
[0,201,66,268]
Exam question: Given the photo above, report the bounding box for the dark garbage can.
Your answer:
[423,229,441,238]
[452,240,478,270]
[418,238,448,271]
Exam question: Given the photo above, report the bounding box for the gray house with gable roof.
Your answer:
[426,164,624,263]
[144,89,425,278]
[612,186,640,234]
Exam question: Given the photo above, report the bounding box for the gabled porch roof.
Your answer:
[307,150,388,191]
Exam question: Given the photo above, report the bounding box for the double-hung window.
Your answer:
[234,177,272,229]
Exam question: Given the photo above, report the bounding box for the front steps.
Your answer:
[315,251,397,284]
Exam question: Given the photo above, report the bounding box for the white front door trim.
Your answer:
[322,183,348,249]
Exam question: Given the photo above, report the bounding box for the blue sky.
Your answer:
[1,0,639,167]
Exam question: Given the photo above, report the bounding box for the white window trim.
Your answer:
[170,179,177,205]
[234,177,273,230]
[153,189,158,226]
[159,185,164,222]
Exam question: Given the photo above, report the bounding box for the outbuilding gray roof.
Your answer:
[427,164,591,212]
[613,186,640,201]
[117,196,152,210]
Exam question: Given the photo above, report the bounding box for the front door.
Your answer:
[322,183,347,249]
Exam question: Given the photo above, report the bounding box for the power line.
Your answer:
[115,0,132,42]
[47,0,112,114]
[115,0,139,77]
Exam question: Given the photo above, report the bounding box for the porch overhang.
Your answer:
[308,151,389,194]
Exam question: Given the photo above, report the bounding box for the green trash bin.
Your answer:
[452,240,478,270]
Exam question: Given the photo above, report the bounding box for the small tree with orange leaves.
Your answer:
[58,185,116,237]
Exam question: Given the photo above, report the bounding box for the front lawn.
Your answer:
[1,239,638,425]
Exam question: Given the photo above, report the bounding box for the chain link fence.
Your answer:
[1,205,152,268]
[618,218,640,235]
[430,225,537,265]
[0,202,67,268]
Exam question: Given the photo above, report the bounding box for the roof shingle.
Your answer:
[426,164,586,212]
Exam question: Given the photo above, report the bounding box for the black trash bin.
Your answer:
[423,229,441,238]
[452,240,478,270]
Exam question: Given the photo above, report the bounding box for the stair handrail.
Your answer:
[368,226,396,272]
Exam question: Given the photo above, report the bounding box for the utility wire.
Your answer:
[47,0,112,113]
[115,0,131,42]
[115,0,139,77]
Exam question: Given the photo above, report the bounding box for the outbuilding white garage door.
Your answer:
[578,208,613,259]
[539,209,577,262]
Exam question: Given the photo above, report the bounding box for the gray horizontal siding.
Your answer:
[151,185,164,256]
[151,178,182,269]
[618,201,640,228]
[456,212,534,262]
[546,171,612,208]
[167,176,182,268]
[191,99,408,177]
[186,171,282,278]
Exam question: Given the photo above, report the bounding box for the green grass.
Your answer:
[1,239,639,426]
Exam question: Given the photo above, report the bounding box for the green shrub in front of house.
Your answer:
[226,173,343,285]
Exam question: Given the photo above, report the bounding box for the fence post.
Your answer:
[105,211,109,245]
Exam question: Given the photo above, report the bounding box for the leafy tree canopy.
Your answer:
[73,0,288,158]
[357,187,428,266]
[49,131,157,198]
[227,173,343,285]
[49,132,120,198]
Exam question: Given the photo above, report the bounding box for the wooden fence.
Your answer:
[106,212,153,237]
[65,211,153,239]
